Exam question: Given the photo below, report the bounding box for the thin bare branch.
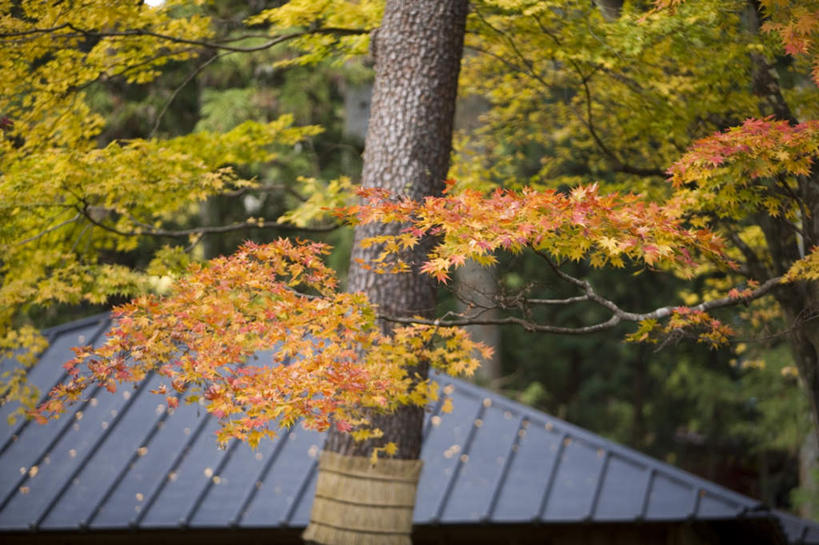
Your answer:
[534,249,784,322]
[61,24,370,53]
[473,10,665,179]
[386,244,784,336]
[632,275,783,321]
[526,295,590,305]
[381,313,623,335]
[15,214,81,246]
[0,23,71,38]
[78,206,338,238]
[150,51,227,137]
[572,68,666,177]
[382,275,783,334]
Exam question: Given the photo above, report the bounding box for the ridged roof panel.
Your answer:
[0,314,816,544]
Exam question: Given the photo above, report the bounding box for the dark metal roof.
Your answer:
[1,314,816,543]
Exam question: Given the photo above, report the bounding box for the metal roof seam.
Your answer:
[34,373,155,530]
[82,383,177,528]
[690,487,703,520]
[422,395,445,443]
[587,450,611,521]
[446,375,761,508]
[0,418,27,459]
[0,424,68,518]
[535,431,568,522]
[182,434,242,527]
[232,426,294,528]
[484,416,527,521]
[282,458,318,527]
[433,400,487,523]
[638,468,656,521]
[131,411,214,528]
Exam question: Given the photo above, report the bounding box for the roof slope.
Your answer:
[0,314,816,543]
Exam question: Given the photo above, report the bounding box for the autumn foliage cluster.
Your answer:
[35,239,488,446]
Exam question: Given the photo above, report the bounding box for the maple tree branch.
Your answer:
[69,222,94,253]
[468,10,551,88]
[65,47,199,96]
[774,175,814,244]
[0,202,76,210]
[382,275,783,335]
[524,11,666,178]
[527,295,591,305]
[474,10,665,179]
[573,68,667,178]
[472,9,527,61]
[220,182,308,202]
[396,247,785,336]
[15,214,81,246]
[622,275,783,321]
[55,24,370,53]
[463,44,535,85]
[380,312,623,335]
[452,286,497,311]
[0,23,73,38]
[725,229,763,278]
[536,249,784,321]
[535,251,633,317]
[149,51,226,138]
[530,12,562,46]
[77,204,338,238]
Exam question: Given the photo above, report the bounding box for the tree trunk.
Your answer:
[757,180,819,446]
[592,0,623,21]
[800,431,819,518]
[304,1,468,544]
[453,92,502,383]
[745,0,819,450]
[456,260,502,382]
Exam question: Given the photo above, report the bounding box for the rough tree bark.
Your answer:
[325,0,468,460]
[744,0,819,510]
[743,1,819,441]
[304,1,468,544]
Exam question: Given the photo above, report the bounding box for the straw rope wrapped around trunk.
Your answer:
[303,451,423,545]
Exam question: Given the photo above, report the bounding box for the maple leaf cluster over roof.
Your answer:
[34,239,489,447]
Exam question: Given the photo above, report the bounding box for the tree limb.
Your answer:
[381,259,783,336]
[473,10,666,179]
[149,51,227,138]
[57,24,370,53]
[381,312,623,335]
[77,205,338,238]
[15,214,81,246]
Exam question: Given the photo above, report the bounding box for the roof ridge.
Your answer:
[41,313,111,340]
